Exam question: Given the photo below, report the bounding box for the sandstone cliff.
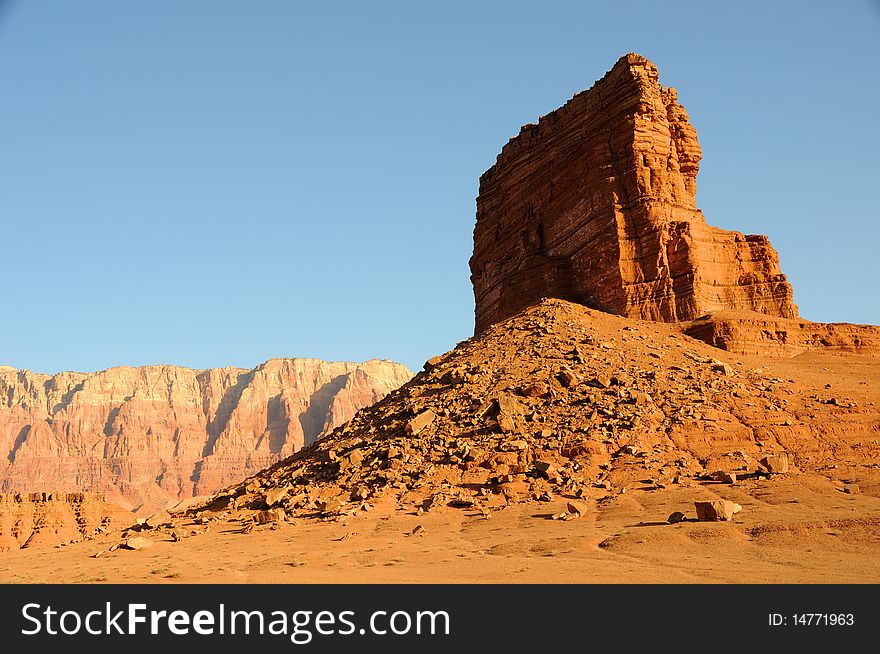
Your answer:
[470,53,797,334]
[0,359,412,512]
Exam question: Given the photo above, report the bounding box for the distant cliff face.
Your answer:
[0,359,412,512]
[470,53,797,333]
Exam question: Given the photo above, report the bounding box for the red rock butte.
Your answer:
[470,53,798,334]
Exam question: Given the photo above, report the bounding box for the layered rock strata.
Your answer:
[0,492,130,551]
[0,359,412,512]
[470,53,797,334]
[683,311,880,356]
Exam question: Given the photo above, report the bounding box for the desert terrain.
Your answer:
[3,304,878,584]
[3,465,879,584]
[3,53,878,585]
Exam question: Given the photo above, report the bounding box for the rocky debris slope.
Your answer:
[188,300,880,526]
[470,53,796,334]
[0,492,130,551]
[0,359,412,513]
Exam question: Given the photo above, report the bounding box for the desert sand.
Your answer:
[2,471,879,584]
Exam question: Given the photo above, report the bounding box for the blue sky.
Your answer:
[1,1,878,374]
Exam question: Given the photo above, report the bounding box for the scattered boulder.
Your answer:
[500,439,528,451]
[350,486,371,501]
[144,510,172,529]
[667,511,687,524]
[566,501,587,518]
[497,394,523,415]
[633,391,652,405]
[499,479,530,501]
[264,486,289,507]
[760,453,789,475]
[442,368,468,385]
[424,355,444,371]
[256,508,287,525]
[551,511,573,520]
[124,536,154,551]
[707,470,737,484]
[521,382,550,398]
[406,409,437,436]
[843,484,860,495]
[341,449,364,469]
[319,500,344,516]
[498,414,517,432]
[533,460,558,479]
[589,374,612,389]
[694,500,742,522]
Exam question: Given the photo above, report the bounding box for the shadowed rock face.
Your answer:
[0,359,412,512]
[470,53,797,334]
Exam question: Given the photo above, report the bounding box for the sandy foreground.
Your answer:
[2,350,879,584]
[2,471,879,584]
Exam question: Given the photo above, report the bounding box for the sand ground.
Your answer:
[2,470,879,584]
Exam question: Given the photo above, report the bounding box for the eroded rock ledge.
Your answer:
[0,491,130,551]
